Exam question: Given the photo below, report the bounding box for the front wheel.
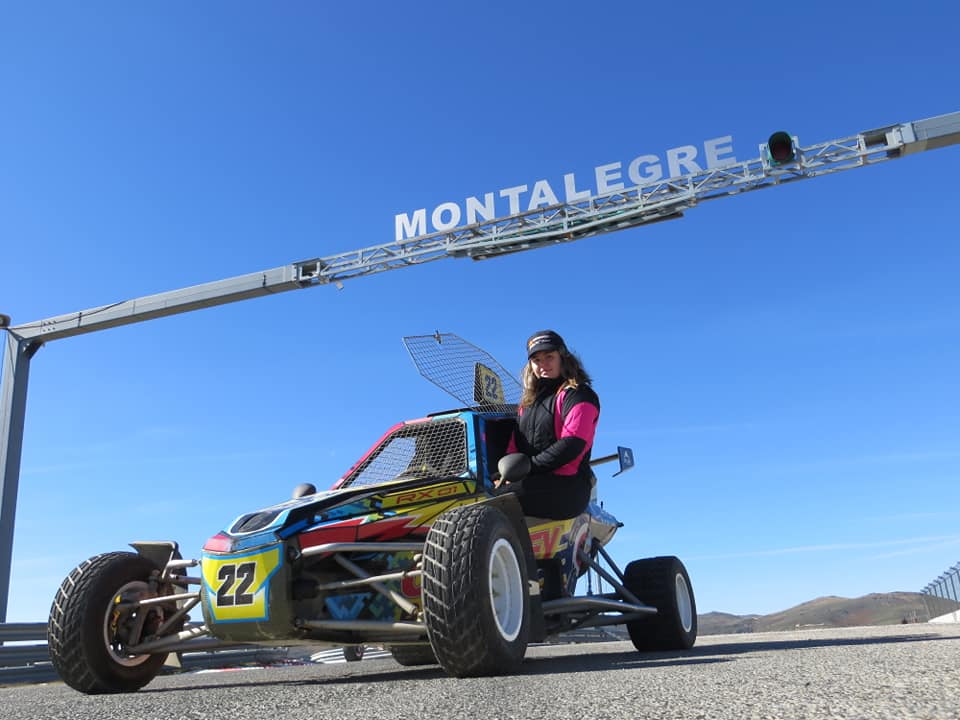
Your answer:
[48,552,176,693]
[624,556,697,651]
[421,504,530,677]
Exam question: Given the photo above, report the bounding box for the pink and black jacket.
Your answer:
[507,377,600,483]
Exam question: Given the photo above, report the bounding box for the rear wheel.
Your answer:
[421,504,529,677]
[624,556,697,651]
[389,644,437,666]
[48,552,177,693]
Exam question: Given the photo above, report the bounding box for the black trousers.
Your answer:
[517,473,592,520]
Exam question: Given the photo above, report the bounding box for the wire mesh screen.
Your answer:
[340,417,469,488]
[402,333,521,414]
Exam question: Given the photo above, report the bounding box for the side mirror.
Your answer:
[497,453,531,483]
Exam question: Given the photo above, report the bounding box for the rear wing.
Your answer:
[403,332,520,414]
[590,446,635,477]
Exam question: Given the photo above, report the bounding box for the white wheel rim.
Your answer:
[102,580,153,667]
[571,522,590,574]
[675,573,693,633]
[488,538,524,642]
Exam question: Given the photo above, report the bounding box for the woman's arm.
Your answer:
[530,388,599,474]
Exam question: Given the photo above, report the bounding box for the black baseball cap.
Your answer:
[526,330,566,358]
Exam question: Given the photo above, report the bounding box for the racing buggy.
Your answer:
[47,333,697,693]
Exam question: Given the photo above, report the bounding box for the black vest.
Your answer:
[517,378,564,455]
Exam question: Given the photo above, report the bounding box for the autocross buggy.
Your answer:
[47,333,697,693]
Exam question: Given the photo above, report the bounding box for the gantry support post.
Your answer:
[0,332,41,621]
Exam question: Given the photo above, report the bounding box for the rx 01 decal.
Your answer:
[202,546,282,623]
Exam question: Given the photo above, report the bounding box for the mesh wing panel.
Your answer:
[402,333,520,414]
[341,417,469,488]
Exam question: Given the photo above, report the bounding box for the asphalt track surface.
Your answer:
[4,624,959,720]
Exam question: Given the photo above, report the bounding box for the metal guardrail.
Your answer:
[0,622,55,685]
[922,562,960,621]
[0,620,626,686]
[0,622,296,686]
[0,622,45,642]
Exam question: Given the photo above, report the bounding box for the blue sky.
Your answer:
[2,2,958,622]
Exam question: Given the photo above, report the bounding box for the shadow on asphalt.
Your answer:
[140,631,950,693]
[517,631,951,676]
[683,632,946,658]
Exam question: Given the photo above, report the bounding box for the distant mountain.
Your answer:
[697,611,762,635]
[698,592,935,635]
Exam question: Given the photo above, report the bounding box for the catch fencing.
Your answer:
[921,561,960,622]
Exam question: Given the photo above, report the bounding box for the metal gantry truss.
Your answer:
[1,111,959,619]
[297,111,960,279]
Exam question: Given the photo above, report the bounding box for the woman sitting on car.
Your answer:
[497,330,600,520]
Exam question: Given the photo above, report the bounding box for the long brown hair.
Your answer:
[520,349,592,408]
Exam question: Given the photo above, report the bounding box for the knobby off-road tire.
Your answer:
[421,504,529,677]
[624,556,697,651]
[48,551,172,693]
[389,644,437,666]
